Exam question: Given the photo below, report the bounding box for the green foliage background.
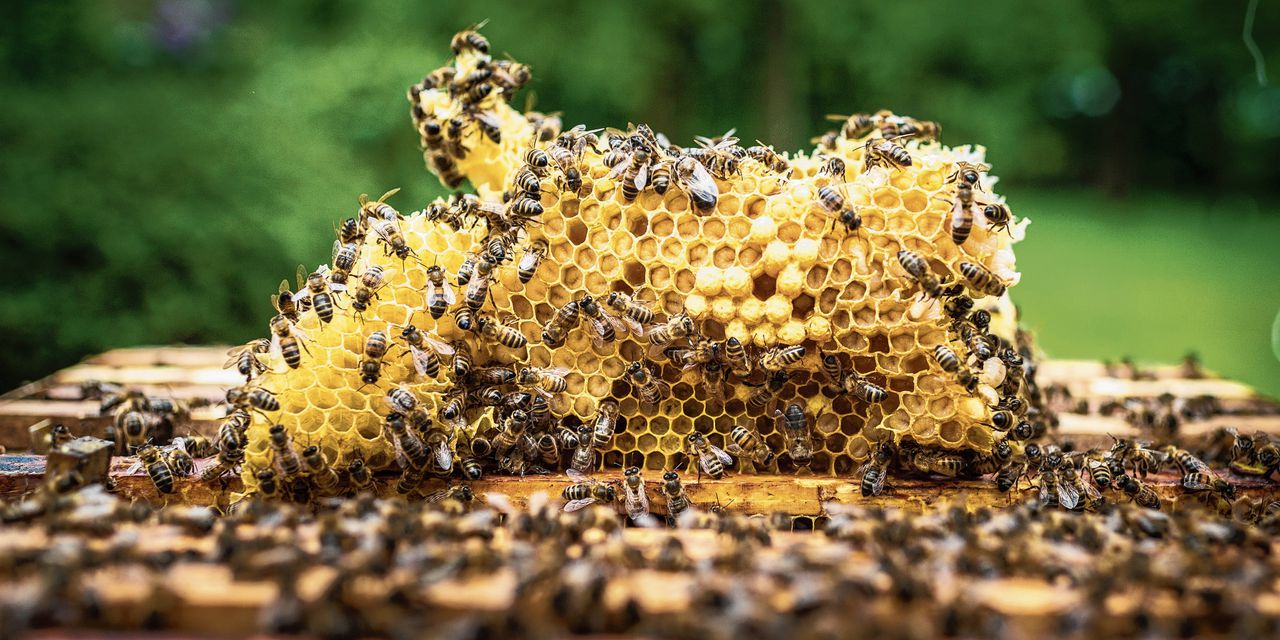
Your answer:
[1,0,1277,396]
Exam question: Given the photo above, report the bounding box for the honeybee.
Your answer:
[252,466,280,498]
[690,129,742,178]
[346,455,375,492]
[1117,474,1161,509]
[549,140,584,193]
[617,139,650,202]
[1084,455,1113,490]
[857,442,894,497]
[747,141,789,174]
[983,202,1013,235]
[826,112,880,139]
[398,314,455,378]
[517,366,570,397]
[424,424,455,475]
[947,161,988,187]
[266,426,302,482]
[904,444,966,478]
[541,298,581,347]
[650,158,672,194]
[438,388,469,430]
[491,59,531,94]
[357,330,390,386]
[568,424,597,474]
[747,370,789,411]
[885,115,941,141]
[862,135,912,172]
[358,187,401,228]
[562,469,617,512]
[759,345,806,371]
[843,373,888,404]
[450,22,490,55]
[774,404,814,466]
[577,295,617,345]
[425,265,457,319]
[472,109,502,143]
[626,361,670,406]
[225,338,270,382]
[418,114,445,150]
[226,385,279,414]
[674,156,719,212]
[385,384,417,415]
[959,262,1007,298]
[302,445,340,494]
[137,445,175,494]
[431,152,466,188]
[664,337,718,370]
[621,467,650,520]
[1055,457,1100,510]
[464,259,495,311]
[646,313,696,347]
[345,264,384,318]
[454,306,477,333]
[948,179,977,245]
[727,424,775,468]
[450,340,473,379]
[297,268,341,324]
[719,337,751,378]
[604,291,656,328]
[662,471,691,520]
[371,218,417,264]
[336,216,363,245]
[523,147,551,174]
[385,411,430,470]
[457,435,485,480]
[174,435,216,459]
[329,241,359,292]
[199,429,245,481]
[1179,470,1235,498]
[517,239,548,284]
[476,313,528,349]
[686,432,733,480]
[271,279,302,324]
[267,313,308,371]
[506,195,543,220]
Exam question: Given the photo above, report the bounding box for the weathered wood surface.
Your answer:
[3,455,1275,514]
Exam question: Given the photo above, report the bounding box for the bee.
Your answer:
[862,136,912,172]
[224,338,270,382]
[336,216,363,246]
[903,445,966,478]
[137,445,175,494]
[604,291,656,326]
[1181,472,1236,498]
[686,432,733,480]
[757,345,805,372]
[345,455,375,492]
[271,279,302,324]
[513,165,543,199]
[708,338,748,379]
[727,424,775,468]
[568,424,597,474]
[476,313,527,349]
[450,23,489,55]
[425,265,458,319]
[302,445,340,494]
[665,338,718,370]
[386,384,417,414]
[661,470,691,520]
[896,249,930,280]
[356,330,390,386]
[438,388,469,430]
[492,59,531,94]
[174,435,216,459]
[747,370,790,411]
[857,442,894,497]
[549,139,583,193]
[988,410,1017,432]
[614,139,650,202]
[983,202,1013,235]
[1055,457,1100,510]
[577,295,617,345]
[931,345,963,373]
[747,141,790,174]
[266,313,308,371]
[371,217,416,263]
[690,129,742,178]
[450,340,473,380]
[472,109,502,143]
[492,409,529,457]
[1117,474,1161,509]
[523,147,551,174]
[943,295,974,325]
[252,466,280,498]
[842,373,888,404]
[226,385,279,414]
[357,186,401,227]
[949,179,977,245]
[827,112,880,139]
[775,404,814,466]
[348,264,385,317]
[464,259,495,311]
[887,116,941,141]
[562,469,617,512]
[507,195,544,220]
[454,306,477,333]
[621,467,650,520]
[1109,438,1161,478]
[456,253,479,287]
[646,313,696,347]
[162,442,195,478]
[418,113,445,150]
[517,239,549,284]
[385,411,430,470]
[517,366,570,397]
[532,432,560,468]
[1084,455,1113,489]
[674,156,719,212]
[267,424,303,478]
[296,268,340,324]
[199,431,245,481]
[626,361,670,406]
[457,436,485,480]
[398,314,455,378]
[541,298,581,347]
[996,456,1027,492]
[431,152,466,188]
[959,262,1007,298]
[649,158,672,194]
[424,425,454,475]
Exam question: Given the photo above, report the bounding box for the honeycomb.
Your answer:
[236,29,1030,492]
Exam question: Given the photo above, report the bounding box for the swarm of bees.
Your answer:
[198,25,1047,499]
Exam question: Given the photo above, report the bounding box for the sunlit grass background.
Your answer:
[1,1,1277,396]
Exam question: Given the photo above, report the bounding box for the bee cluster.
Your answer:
[216,25,1046,498]
[4,484,1280,638]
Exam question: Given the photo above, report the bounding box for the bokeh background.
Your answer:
[2,0,1278,396]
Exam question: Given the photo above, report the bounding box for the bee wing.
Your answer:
[607,158,630,179]
[1083,478,1102,502]
[589,321,610,348]
[624,317,646,337]
[683,161,719,203]
[711,445,734,465]
[424,488,451,503]
[563,497,598,512]
[329,282,348,293]
[295,266,308,292]
[634,162,649,191]
[1038,475,1054,505]
[442,282,457,305]
[290,323,310,342]
[423,335,456,356]
[566,468,590,482]
[1056,475,1080,509]
[636,486,650,516]
[725,443,745,456]
[434,443,454,472]
[545,367,572,377]
[602,313,629,337]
